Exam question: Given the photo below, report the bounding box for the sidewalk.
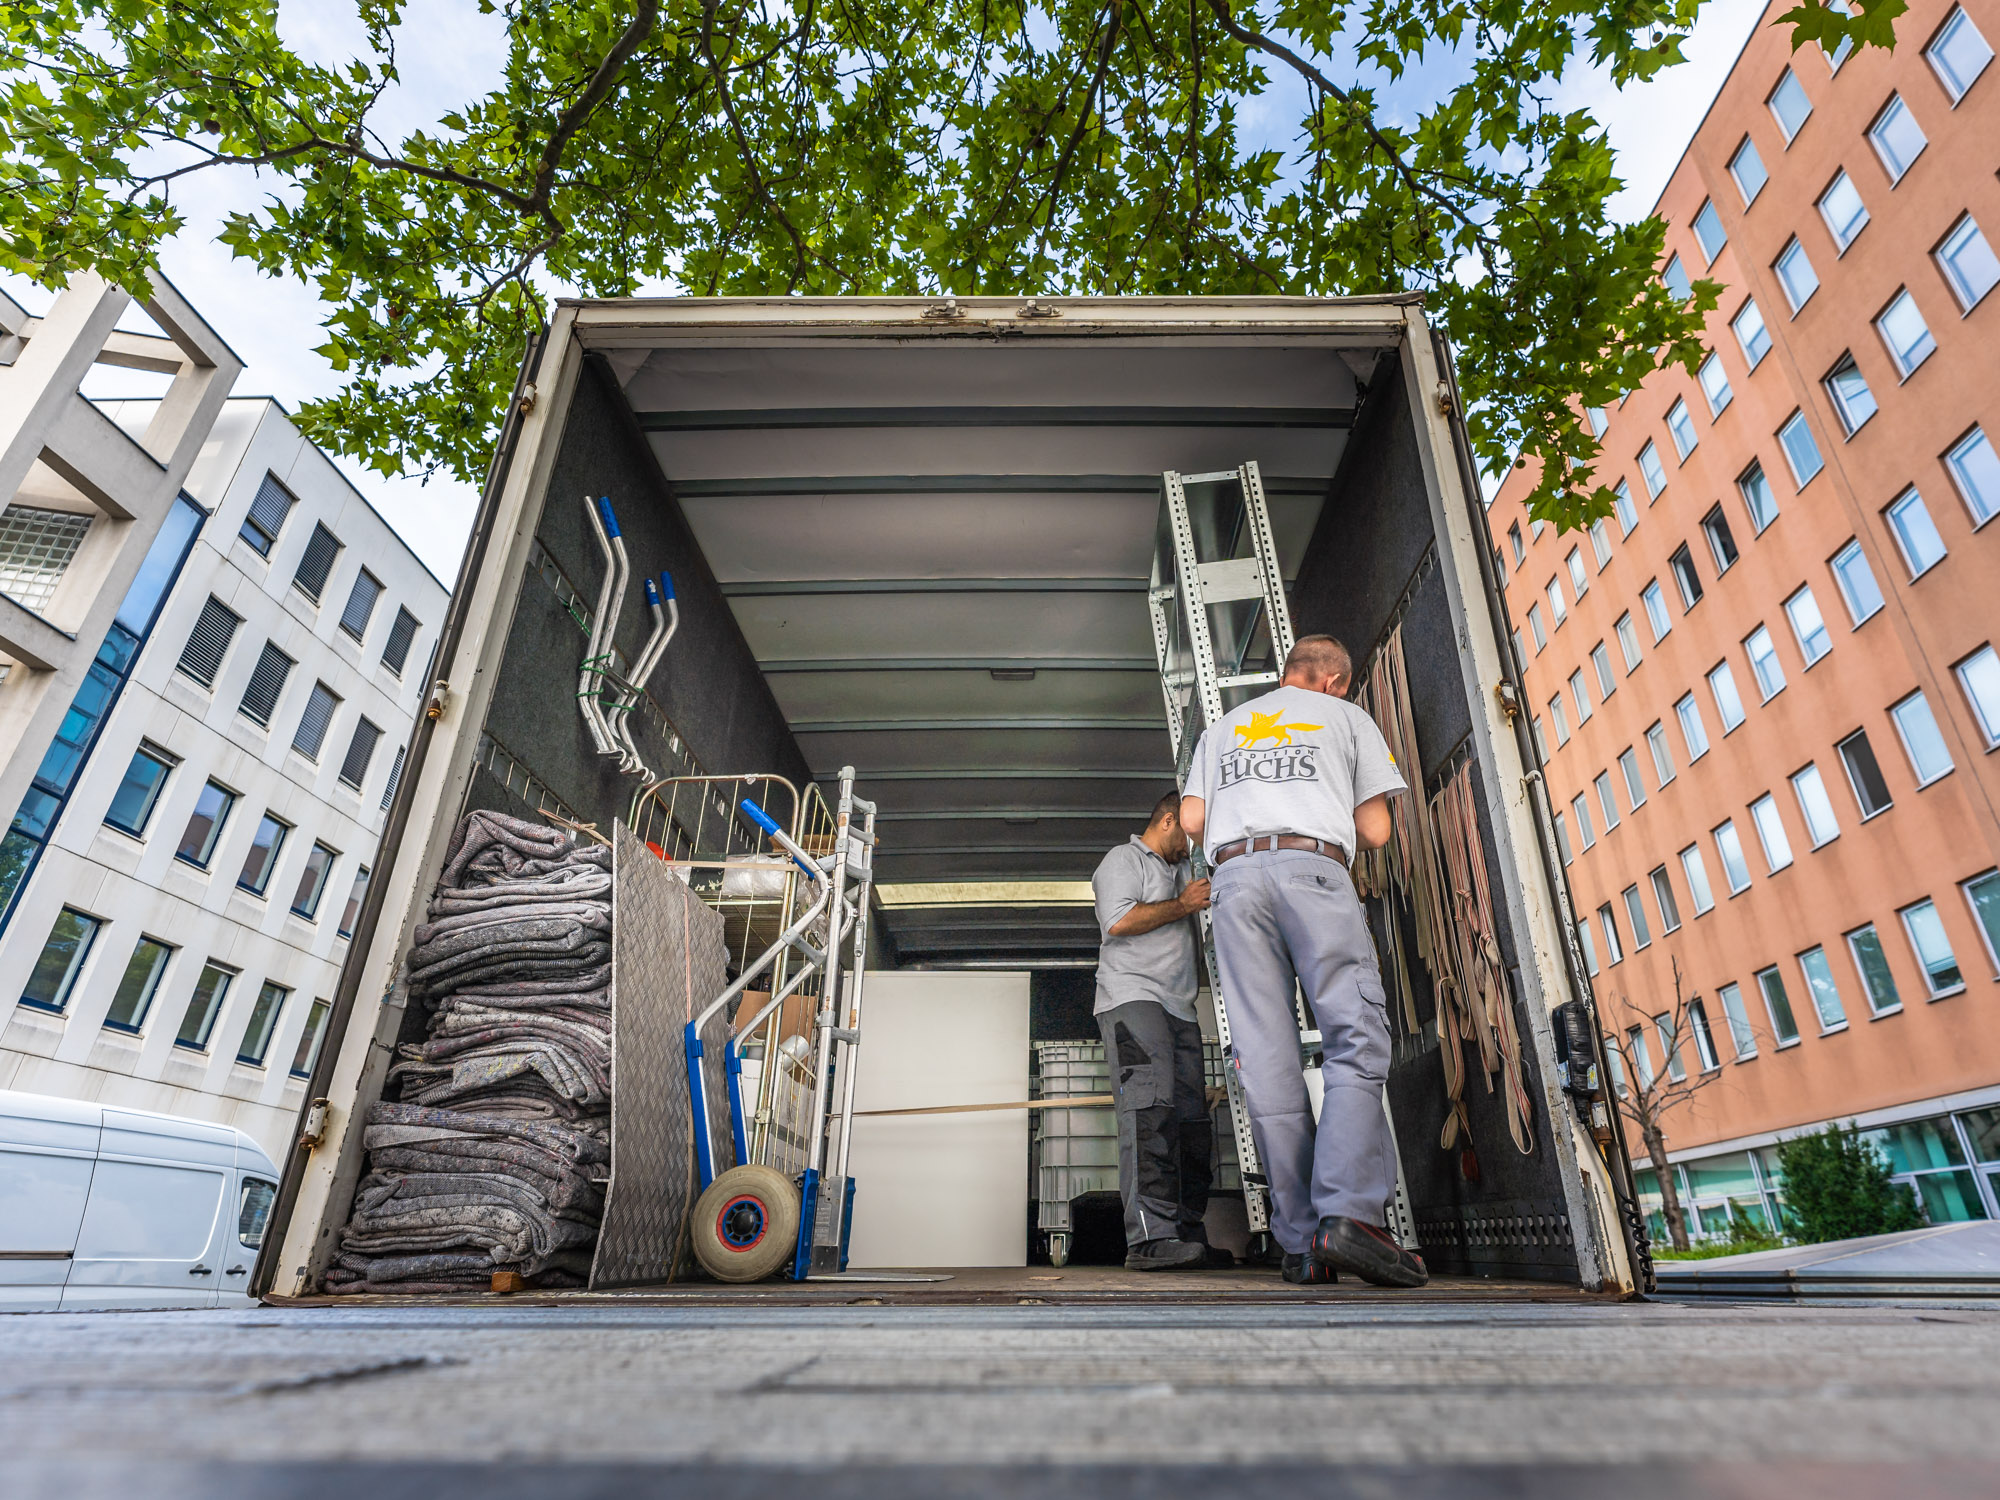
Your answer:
[1653,1221,2000,1300]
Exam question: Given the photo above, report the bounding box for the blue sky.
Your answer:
[7,0,1770,578]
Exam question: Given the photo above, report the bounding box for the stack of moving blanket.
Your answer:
[327,811,614,1293]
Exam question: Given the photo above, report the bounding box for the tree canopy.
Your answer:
[0,0,1901,525]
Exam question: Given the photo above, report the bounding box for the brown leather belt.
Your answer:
[1210,833,1348,868]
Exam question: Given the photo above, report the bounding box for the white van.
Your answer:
[0,1089,279,1311]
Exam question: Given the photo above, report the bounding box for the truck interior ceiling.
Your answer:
[273,299,1637,1300]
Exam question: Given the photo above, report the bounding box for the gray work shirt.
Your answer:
[1182,685,1407,862]
[1091,836,1199,1021]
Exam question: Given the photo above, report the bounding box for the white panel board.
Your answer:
[844,971,1030,1268]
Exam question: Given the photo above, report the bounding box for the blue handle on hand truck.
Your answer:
[740,799,782,837]
[597,496,621,539]
[643,577,660,608]
[659,570,676,601]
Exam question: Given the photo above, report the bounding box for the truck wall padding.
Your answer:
[1290,358,1576,1281]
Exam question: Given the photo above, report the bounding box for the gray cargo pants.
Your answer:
[1208,848,1396,1253]
[1097,1000,1213,1249]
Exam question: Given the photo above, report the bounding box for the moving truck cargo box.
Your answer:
[260,296,1648,1298]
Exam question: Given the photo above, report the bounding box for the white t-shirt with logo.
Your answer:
[1182,685,1408,861]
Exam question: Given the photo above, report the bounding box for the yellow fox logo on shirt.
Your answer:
[1233,710,1323,749]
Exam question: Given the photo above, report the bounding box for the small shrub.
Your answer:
[1774,1122,1922,1245]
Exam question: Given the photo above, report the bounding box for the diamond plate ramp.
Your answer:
[591,822,730,1288]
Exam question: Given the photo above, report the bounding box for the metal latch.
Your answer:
[299,1097,331,1148]
[1435,380,1454,416]
[425,678,450,722]
[921,297,966,322]
[1017,297,1060,319]
[1494,680,1521,721]
[518,382,538,416]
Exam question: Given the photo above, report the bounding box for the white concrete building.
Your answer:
[0,396,447,1156]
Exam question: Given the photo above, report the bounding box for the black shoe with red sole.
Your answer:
[1311,1215,1429,1288]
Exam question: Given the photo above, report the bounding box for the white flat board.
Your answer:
[843,971,1030,1268]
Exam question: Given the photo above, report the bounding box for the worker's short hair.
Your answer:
[1283,634,1352,684]
[1149,790,1182,827]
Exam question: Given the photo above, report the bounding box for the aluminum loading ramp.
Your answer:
[608,331,1376,967]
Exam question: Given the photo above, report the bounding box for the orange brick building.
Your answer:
[1485,0,2000,1236]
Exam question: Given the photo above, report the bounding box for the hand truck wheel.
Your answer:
[692,1165,801,1282]
[1048,1232,1070,1268]
[1246,1231,1280,1266]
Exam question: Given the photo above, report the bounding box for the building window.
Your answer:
[1698,354,1732,417]
[1599,904,1624,965]
[1531,518,1546,540]
[1655,1013,1687,1081]
[1666,399,1699,460]
[238,473,296,558]
[1783,586,1831,667]
[1641,579,1671,642]
[1791,763,1841,847]
[1900,898,1964,996]
[1868,94,1928,182]
[1837,728,1895,818]
[1797,947,1848,1031]
[339,569,384,642]
[1729,136,1767,204]
[0,504,93,615]
[1715,819,1752,894]
[1570,668,1593,725]
[237,980,289,1066]
[1552,809,1572,865]
[290,680,342,762]
[1750,793,1793,873]
[290,998,332,1078]
[1964,870,2000,975]
[1830,539,1884,625]
[1624,886,1653,950]
[1846,924,1902,1015]
[1669,544,1702,609]
[174,779,236,868]
[1768,68,1812,142]
[1745,625,1786,701]
[1618,747,1647,810]
[1592,641,1616,699]
[1507,521,1524,566]
[1680,844,1716,915]
[1732,298,1771,368]
[1527,603,1546,652]
[339,864,371,939]
[19,906,101,1013]
[1625,1025,1652,1086]
[1595,770,1620,831]
[1651,866,1682,933]
[1890,690,1954,785]
[1688,197,1725,261]
[292,522,343,603]
[1603,1032,1627,1095]
[1546,575,1567,627]
[1510,630,1525,673]
[238,641,296,728]
[1774,238,1819,313]
[103,742,175,837]
[1732,463,1776,536]
[338,716,382,790]
[103,936,173,1032]
[1876,289,1936,377]
[1956,645,2000,746]
[381,606,422,676]
[1571,793,1596,850]
[1662,253,1692,303]
[1586,406,1609,437]
[1936,215,2000,311]
[1817,171,1869,251]
[1927,6,1993,101]
[1613,481,1637,536]
[1718,982,1756,1058]
[1708,660,1746,732]
[1778,411,1824,488]
[237,813,290,896]
[1638,441,1667,499]
[1945,426,1999,526]
[291,841,338,920]
[1645,720,1675,785]
[1701,507,1739,575]
[1566,547,1589,601]
[1757,965,1801,1046]
[175,961,236,1050]
[1823,356,1876,436]
[1548,693,1571,747]
[1675,693,1710,761]
[1578,920,1601,976]
[1615,612,1642,671]
[175,596,244,689]
[1885,488,1947,577]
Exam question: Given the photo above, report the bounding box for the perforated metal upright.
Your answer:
[1148,461,1417,1252]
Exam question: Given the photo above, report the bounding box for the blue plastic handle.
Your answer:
[597,496,621,539]
[659,570,676,602]
[740,799,782,837]
[643,577,660,607]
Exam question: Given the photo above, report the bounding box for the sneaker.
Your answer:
[1281,1252,1338,1285]
[1310,1215,1429,1288]
[1124,1238,1208,1271]
[1203,1245,1235,1269]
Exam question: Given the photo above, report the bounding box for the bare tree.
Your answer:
[1603,958,1726,1252]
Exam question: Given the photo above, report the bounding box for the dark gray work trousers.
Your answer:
[1097,1000,1214,1249]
